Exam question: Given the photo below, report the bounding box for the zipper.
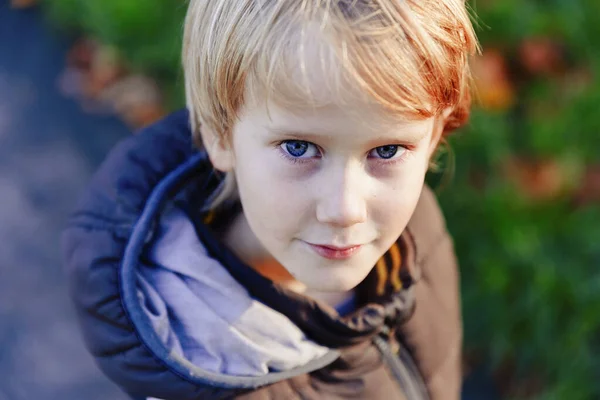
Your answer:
[373,328,430,400]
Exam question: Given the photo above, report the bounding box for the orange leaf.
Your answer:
[471,50,515,111]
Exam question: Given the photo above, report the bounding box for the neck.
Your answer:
[302,289,355,309]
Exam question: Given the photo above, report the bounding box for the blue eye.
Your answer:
[285,141,308,157]
[281,140,319,158]
[372,145,400,159]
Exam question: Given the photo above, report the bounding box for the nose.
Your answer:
[316,164,368,228]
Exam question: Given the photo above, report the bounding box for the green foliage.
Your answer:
[433,107,600,398]
[44,1,600,398]
[44,0,187,106]
[431,1,600,397]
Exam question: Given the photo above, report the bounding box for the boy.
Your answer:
[63,1,478,399]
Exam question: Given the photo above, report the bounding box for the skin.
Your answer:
[200,40,450,306]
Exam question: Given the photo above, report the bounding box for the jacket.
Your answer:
[62,110,462,400]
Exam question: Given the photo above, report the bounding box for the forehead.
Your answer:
[238,95,435,148]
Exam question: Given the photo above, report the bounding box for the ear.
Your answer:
[427,106,453,159]
[199,123,236,172]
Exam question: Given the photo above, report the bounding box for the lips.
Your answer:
[306,243,363,260]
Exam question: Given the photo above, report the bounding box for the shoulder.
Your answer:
[405,185,451,280]
[69,109,195,224]
[401,185,462,400]
[89,109,194,210]
[60,110,227,398]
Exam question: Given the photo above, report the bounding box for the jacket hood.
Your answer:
[141,204,331,377]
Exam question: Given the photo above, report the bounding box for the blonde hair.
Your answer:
[183,0,479,210]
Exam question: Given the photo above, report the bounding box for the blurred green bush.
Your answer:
[434,1,600,398]
[44,1,600,399]
[45,0,187,106]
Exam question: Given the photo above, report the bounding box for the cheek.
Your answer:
[372,155,428,232]
[235,152,310,239]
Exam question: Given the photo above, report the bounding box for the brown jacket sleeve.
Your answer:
[400,186,463,400]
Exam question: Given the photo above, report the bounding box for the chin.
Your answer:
[299,273,365,293]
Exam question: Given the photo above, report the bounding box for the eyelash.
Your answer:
[276,140,412,166]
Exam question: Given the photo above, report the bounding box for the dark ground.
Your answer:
[0,3,128,400]
[0,3,498,399]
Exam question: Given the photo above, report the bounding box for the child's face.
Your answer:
[208,99,442,293]
[228,104,438,292]
[205,42,444,293]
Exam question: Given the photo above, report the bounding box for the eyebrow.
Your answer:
[266,126,429,146]
[366,130,429,146]
[267,128,331,142]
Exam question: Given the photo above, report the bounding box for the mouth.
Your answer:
[305,242,363,260]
